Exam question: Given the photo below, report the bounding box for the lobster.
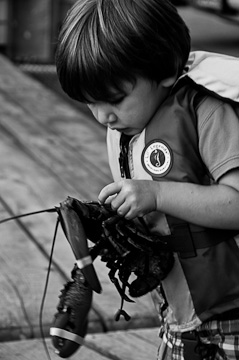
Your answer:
[50,196,174,358]
[0,196,174,358]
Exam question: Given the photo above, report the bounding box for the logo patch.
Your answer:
[142,140,173,177]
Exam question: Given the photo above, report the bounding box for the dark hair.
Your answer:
[56,0,191,103]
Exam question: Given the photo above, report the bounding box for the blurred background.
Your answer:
[0,0,73,63]
[0,0,238,63]
[0,0,238,114]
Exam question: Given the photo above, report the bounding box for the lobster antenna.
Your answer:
[39,215,60,360]
[0,208,57,224]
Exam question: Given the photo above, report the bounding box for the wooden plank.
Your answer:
[0,338,110,360]
[126,327,160,344]
[85,328,159,360]
[0,328,161,360]
[0,91,110,199]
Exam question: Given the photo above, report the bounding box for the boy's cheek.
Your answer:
[87,104,96,117]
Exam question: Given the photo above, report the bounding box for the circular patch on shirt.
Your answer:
[141,140,173,177]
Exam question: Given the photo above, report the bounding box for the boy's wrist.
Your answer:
[152,181,163,213]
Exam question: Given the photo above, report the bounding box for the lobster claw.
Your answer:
[50,266,92,358]
[57,197,102,294]
[50,311,86,358]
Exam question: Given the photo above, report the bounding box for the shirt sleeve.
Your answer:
[196,96,239,181]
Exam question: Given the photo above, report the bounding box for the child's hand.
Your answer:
[98,180,158,220]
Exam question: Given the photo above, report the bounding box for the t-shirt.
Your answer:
[196,95,239,181]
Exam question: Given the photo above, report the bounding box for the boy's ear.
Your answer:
[161,75,177,88]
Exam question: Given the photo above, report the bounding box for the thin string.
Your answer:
[39,215,60,360]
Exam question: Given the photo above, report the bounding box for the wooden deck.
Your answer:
[0,328,160,360]
[0,55,161,359]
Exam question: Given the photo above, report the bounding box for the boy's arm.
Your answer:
[98,168,239,230]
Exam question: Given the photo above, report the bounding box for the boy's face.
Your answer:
[87,77,174,136]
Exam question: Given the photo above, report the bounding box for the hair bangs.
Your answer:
[56,0,135,103]
[74,64,132,104]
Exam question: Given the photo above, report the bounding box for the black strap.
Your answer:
[119,134,133,179]
[164,219,238,258]
[181,331,203,360]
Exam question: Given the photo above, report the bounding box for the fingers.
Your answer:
[98,180,154,220]
[98,180,137,219]
[98,181,122,204]
[114,201,131,218]
[98,181,130,216]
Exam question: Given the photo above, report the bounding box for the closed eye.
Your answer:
[109,96,125,105]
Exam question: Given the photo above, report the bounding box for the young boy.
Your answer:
[56,0,239,358]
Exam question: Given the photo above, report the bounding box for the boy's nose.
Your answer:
[108,113,117,123]
[98,109,117,126]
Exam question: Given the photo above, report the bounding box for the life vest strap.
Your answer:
[165,219,238,258]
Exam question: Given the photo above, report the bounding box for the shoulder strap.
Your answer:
[180,51,239,104]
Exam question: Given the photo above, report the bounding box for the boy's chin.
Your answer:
[109,126,140,136]
[121,128,139,136]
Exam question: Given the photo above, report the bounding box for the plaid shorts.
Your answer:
[158,318,239,360]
